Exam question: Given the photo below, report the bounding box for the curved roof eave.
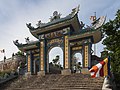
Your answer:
[28,5,80,38]
[14,40,39,52]
[30,14,80,38]
[68,30,102,44]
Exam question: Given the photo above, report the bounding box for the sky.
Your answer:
[0,0,120,61]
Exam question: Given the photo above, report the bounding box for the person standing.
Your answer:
[73,65,76,73]
[77,62,82,73]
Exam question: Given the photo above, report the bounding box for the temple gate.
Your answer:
[14,6,105,76]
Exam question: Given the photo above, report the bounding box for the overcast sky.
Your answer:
[0,0,120,61]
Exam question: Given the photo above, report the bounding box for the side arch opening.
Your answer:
[72,52,83,73]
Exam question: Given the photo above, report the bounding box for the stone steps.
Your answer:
[12,87,102,90]
[12,88,99,90]
[1,73,104,90]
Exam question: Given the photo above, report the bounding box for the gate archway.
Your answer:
[46,46,63,73]
[71,50,83,73]
[73,52,83,67]
[49,47,63,67]
[46,39,64,73]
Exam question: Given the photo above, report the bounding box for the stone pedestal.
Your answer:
[37,71,45,76]
[81,68,90,74]
[102,76,113,90]
[61,69,71,75]
[25,72,31,77]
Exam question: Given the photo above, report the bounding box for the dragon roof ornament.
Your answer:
[69,5,80,17]
[91,16,106,29]
[13,40,23,47]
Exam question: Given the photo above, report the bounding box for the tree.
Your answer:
[15,51,25,56]
[102,9,120,88]
[52,55,59,65]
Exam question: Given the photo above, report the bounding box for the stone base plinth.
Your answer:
[61,69,71,75]
[81,68,90,74]
[37,71,45,76]
[102,76,113,90]
[25,72,31,77]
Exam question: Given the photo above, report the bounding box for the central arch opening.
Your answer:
[48,47,63,74]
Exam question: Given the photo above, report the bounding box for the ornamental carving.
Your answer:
[45,30,63,39]
[50,11,61,22]
[13,40,22,46]
[47,38,63,47]
[72,46,82,51]
[70,39,91,47]
[36,20,45,28]
[45,27,69,39]
[26,23,35,30]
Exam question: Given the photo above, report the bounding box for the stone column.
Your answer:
[25,53,32,76]
[38,41,45,76]
[84,45,89,67]
[62,35,71,75]
[81,44,90,74]
[88,43,92,69]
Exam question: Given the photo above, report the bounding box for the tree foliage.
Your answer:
[102,9,120,87]
[52,55,60,65]
[15,51,25,56]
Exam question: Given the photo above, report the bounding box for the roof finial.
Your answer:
[50,11,61,22]
[68,5,80,17]
[90,12,96,23]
